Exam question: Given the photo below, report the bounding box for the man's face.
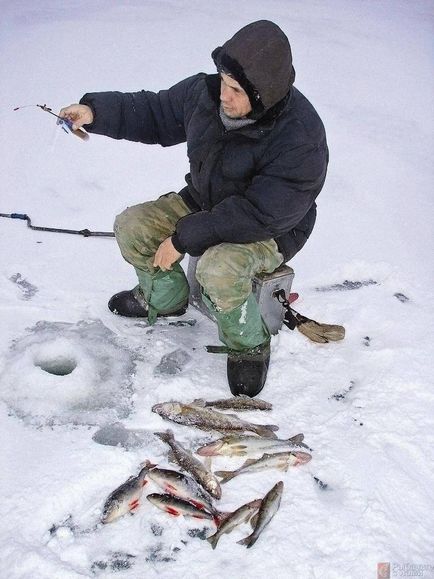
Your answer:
[220,73,252,118]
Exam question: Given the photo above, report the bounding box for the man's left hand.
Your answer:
[153,237,182,271]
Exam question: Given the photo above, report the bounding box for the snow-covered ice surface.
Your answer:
[1,1,434,578]
[0,319,136,426]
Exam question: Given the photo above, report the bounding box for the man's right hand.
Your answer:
[59,104,94,131]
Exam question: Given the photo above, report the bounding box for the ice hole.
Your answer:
[35,355,78,376]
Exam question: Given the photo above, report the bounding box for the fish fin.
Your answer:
[164,482,178,493]
[252,424,279,439]
[191,398,206,407]
[214,470,236,484]
[165,506,180,516]
[206,532,220,550]
[234,449,247,457]
[189,499,206,510]
[293,451,312,465]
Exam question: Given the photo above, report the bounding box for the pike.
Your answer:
[196,433,309,457]
[146,493,229,526]
[154,430,222,499]
[206,498,262,550]
[147,467,216,515]
[191,395,272,411]
[215,451,312,484]
[101,460,155,524]
[237,481,284,548]
[152,402,279,439]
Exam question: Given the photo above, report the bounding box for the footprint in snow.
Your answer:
[9,272,38,299]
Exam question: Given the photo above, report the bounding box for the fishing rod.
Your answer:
[7,105,104,235]
[0,212,114,237]
[14,104,89,140]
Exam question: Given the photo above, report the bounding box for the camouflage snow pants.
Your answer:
[114,192,284,314]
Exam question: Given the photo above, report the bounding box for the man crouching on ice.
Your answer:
[60,20,328,398]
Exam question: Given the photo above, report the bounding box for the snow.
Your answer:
[1,1,434,578]
[1,319,136,426]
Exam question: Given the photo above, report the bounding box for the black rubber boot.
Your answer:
[227,342,270,398]
[108,288,187,318]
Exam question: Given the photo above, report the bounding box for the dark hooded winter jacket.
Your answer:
[80,21,328,262]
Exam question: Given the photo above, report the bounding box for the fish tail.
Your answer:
[206,532,220,550]
[251,424,279,439]
[153,429,174,443]
[237,533,257,548]
[287,433,304,444]
[214,470,237,484]
[287,433,311,450]
[245,536,258,549]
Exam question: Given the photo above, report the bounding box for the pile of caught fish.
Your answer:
[101,396,312,549]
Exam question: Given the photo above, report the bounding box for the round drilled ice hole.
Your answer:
[35,355,77,376]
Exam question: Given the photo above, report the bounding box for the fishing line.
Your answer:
[14,104,89,140]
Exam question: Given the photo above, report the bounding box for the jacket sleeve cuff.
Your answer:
[171,232,186,254]
[174,212,222,256]
[78,95,97,131]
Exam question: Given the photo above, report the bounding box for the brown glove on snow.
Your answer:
[296,318,346,343]
[286,308,345,344]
